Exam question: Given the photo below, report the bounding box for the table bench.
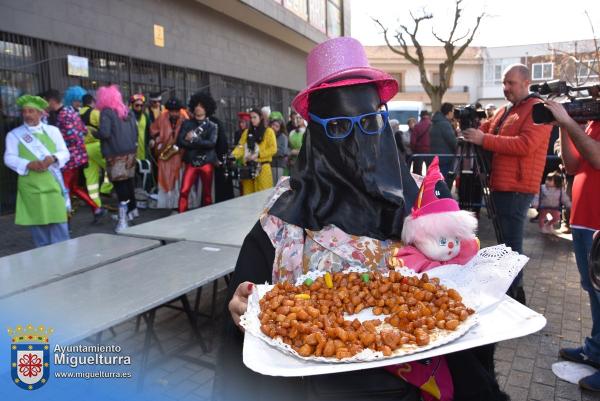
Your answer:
[119,189,272,247]
[0,241,240,388]
[0,233,160,299]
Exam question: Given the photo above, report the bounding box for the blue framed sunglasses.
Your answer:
[309,104,389,140]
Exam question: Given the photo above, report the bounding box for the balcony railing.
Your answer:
[400,85,470,93]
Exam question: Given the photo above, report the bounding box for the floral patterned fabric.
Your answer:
[56,106,88,171]
[260,178,403,284]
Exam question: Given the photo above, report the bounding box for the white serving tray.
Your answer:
[243,295,546,377]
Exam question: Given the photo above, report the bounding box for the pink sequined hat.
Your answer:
[292,37,399,120]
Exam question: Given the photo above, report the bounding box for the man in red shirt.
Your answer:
[462,64,552,304]
[545,100,600,392]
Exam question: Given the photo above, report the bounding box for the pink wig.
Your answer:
[96,85,129,120]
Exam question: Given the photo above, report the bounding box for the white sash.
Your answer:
[14,124,72,212]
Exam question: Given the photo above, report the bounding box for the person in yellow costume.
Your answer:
[79,93,113,207]
[129,93,151,161]
[231,108,277,194]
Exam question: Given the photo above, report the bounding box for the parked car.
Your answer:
[387,101,427,133]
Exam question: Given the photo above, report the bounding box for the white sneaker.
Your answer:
[115,201,130,233]
[127,208,140,221]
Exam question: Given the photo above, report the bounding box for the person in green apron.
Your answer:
[3,95,71,247]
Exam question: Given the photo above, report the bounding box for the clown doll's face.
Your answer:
[415,236,461,261]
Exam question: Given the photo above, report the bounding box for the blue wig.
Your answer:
[63,86,87,107]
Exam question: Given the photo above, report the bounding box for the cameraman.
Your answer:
[462,64,552,304]
[545,100,600,392]
[429,102,457,178]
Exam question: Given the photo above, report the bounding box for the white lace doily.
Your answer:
[240,244,527,363]
[424,244,529,312]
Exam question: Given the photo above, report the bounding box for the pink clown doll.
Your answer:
[383,157,481,401]
[394,157,480,273]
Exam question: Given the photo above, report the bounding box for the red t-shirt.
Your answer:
[570,121,600,230]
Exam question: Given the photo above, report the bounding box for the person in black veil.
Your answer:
[269,83,411,240]
[214,37,507,401]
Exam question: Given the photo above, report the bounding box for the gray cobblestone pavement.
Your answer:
[1,199,598,400]
[479,212,597,401]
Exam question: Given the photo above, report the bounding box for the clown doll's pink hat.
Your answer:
[411,157,461,219]
[402,157,478,245]
[291,37,398,120]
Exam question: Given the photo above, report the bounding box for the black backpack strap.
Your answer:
[493,94,541,135]
[80,107,96,128]
[492,106,512,135]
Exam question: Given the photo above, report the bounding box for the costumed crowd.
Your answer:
[3,35,600,398]
[3,85,307,244]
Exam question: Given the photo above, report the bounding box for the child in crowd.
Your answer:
[532,170,571,234]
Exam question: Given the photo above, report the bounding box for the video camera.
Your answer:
[192,125,204,139]
[448,104,503,242]
[222,156,261,181]
[530,80,600,124]
[454,105,487,131]
[247,131,257,151]
[453,104,488,172]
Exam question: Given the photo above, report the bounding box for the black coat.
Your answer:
[96,109,138,157]
[177,118,218,166]
[429,112,457,155]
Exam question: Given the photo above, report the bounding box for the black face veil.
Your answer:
[269,83,417,240]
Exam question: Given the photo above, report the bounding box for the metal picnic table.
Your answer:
[0,233,160,299]
[0,240,240,388]
[119,189,273,247]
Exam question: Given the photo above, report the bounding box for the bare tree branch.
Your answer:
[549,47,575,57]
[452,14,483,61]
[585,11,600,76]
[547,12,599,85]
[447,0,462,43]
[452,29,471,45]
[373,18,419,65]
[375,0,484,111]
[432,30,445,44]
